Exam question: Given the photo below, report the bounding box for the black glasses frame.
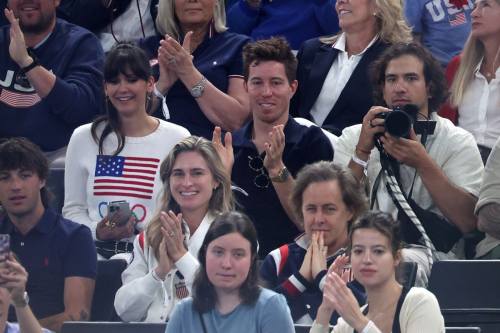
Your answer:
[248,155,269,189]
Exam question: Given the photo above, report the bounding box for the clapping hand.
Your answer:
[263,125,286,177]
[4,9,32,68]
[212,126,234,174]
[323,273,368,330]
[160,211,187,262]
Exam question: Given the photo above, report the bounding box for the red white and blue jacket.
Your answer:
[259,233,366,325]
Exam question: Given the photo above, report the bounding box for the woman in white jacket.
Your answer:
[114,136,235,322]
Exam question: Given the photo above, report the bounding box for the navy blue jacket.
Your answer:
[260,234,366,325]
[290,37,389,137]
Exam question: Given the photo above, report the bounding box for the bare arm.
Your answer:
[38,277,95,333]
[155,33,251,131]
[478,203,500,236]
[380,129,478,234]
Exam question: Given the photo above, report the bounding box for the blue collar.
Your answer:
[0,207,57,236]
[232,115,304,149]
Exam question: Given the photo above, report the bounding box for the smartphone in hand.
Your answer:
[107,200,132,227]
[0,234,10,262]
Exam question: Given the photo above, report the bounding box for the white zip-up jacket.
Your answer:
[114,213,213,322]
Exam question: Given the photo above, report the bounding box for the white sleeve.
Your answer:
[174,251,200,293]
[333,125,361,168]
[62,126,99,240]
[114,236,162,321]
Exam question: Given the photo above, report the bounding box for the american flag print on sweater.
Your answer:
[93,155,160,200]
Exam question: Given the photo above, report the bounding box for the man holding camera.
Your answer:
[334,42,483,285]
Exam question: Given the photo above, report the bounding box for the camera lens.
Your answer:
[385,110,412,138]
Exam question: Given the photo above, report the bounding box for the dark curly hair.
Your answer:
[192,211,261,313]
[369,42,449,113]
[242,37,298,85]
[0,138,53,208]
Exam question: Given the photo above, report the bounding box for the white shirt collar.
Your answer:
[333,32,379,56]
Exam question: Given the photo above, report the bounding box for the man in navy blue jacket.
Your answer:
[0,0,104,167]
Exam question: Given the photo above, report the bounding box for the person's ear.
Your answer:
[243,80,248,93]
[394,249,402,267]
[426,81,434,99]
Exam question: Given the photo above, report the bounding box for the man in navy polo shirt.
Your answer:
[0,138,97,333]
[214,37,334,258]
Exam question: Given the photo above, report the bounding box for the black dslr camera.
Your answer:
[374,104,437,140]
[374,104,419,139]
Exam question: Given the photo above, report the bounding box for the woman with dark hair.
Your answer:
[114,136,235,322]
[140,0,252,139]
[63,42,190,259]
[260,161,367,325]
[311,211,445,333]
[166,211,295,333]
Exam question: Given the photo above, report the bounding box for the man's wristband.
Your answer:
[361,320,374,333]
[352,152,369,176]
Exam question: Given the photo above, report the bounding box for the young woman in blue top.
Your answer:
[166,211,295,333]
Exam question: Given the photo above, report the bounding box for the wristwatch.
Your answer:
[190,76,207,98]
[12,291,29,308]
[22,57,40,74]
[270,166,290,183]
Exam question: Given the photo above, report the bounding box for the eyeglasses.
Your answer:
[15,48,38,89]
[248,155,269,189]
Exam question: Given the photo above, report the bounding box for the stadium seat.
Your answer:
[402,261,418,288]
[428,260,500,333]
[90,259,128,321]
[45,167,65,214]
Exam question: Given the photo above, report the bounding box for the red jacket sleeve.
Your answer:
[438,55,461,124]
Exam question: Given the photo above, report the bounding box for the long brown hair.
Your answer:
[146,136,235,260]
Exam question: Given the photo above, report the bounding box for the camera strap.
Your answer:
[371,136,435,273]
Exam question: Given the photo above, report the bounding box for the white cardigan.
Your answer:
[114,213,213,322]
[310,287,445,333]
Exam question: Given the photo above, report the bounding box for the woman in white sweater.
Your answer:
[63,42,190,259]
[114,136,235,322]
[311,211,445,333]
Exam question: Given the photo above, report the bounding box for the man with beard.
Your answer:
[0,0,104,167]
